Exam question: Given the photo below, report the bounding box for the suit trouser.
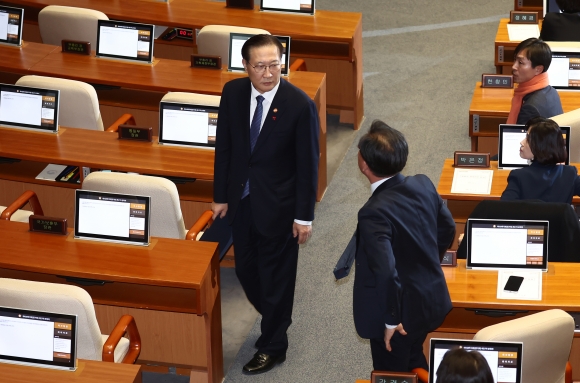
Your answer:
[370,329,429,372]
[231,196,299,356]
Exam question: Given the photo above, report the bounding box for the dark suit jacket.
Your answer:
[516,86,563,125]
[213,77,319,237]
[540,12,580,42]
[501,162,580,203]
[353,174,455,340]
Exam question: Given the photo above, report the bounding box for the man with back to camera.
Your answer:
[353,120,455,372]
[508,37,563,125]
[212,34,319,374]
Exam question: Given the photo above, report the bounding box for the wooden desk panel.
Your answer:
[0,220,222,383]
[1,359,142,383]
[0,41,57,73]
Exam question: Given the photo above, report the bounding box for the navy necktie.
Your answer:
[242,95,265,199]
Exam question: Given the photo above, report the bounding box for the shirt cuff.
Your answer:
[385,324,397,329]
[294,219,312,226]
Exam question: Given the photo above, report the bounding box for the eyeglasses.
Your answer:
[248,62,281,74]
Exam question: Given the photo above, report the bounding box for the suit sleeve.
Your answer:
[358,206,402,326]
[294,98,320,221]
[573,167,580,198]
[437,195,456,259]
[516,103,540,125]
[213,84,232,203]
[501,171,522,201]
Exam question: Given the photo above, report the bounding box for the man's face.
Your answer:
[243,44,281,94]
[512,49,543,84]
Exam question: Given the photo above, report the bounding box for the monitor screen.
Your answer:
[96,20,154,63]
[0,306,77,371]
[260,0,315,15]
[544,0,561,15]
[466,218,549,270]
[429,339,523,383]
[498,124,570,168]
[228,33,290,75]
[0,83,59,133]
[75,189,151,246]
[159,101,218,149]
[0,6,22,46]
[548,50,580,90]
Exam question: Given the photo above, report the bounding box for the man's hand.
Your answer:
[384,323,407,352]
[293,222,312,244]
[211,202,228,220]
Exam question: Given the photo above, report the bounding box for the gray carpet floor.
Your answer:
[222,0,513,382]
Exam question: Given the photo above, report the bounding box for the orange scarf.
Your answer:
[506,72,550,124]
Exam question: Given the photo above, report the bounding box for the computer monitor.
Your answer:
[543,0,562,16]
[429,338,523,383]
[260,0,315,15]
[0,306,77,371]
[547,48,580,90]
[74,189,151,246]
[228,33,290,75]
[158,101,218,149]
[0,83,60,133]
[498,124,570,169]
[96,20,154,63]
[0,5,23,47]
[466,218,549,271]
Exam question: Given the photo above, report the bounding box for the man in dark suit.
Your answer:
[212,34,319,374]
[540,0,580,42]
[353,120,455,371]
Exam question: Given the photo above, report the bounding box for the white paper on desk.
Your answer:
[35,164,67,181]
[507,24,540,42]
[497,269,542,300]
[450,168,493,195]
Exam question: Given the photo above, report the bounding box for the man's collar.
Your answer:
[370,175,393,194]
[250,80,280,103]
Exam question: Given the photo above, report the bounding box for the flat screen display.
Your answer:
[159,101,218,149]
[498,124,570,168]
[75,189,151,246]
[0,306,77,371]
[0,83,59,133]
[228,33,290,76]
[429,339,523,383]
[96,20,154,63]
[466,218,549,271]
[260,0,315,15]
[548,50,580,90]
[543,0,561,15]
[0,6,22,46]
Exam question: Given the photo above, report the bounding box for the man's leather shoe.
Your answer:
[242,352,286,374]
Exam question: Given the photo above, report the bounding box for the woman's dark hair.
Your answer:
[526,117,567,164]
[435,349,494,383]
[555,0,580,13]
[358,119,408,177]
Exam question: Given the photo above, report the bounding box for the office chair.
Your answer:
[456,200,580,262]
[16,75,135,132]
[0,277,141,363]
[0,190,44,223]
[161,91,220,107]
[552,107,580,163]
[38,5,108,49]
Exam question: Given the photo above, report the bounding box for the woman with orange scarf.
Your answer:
[507,38,563,125]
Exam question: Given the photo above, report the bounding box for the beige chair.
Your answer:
[161,91,220,107]
[552,108,580,163]
[0,277,140,363]
[16,75,134,131]
[0,191,44,223]
[82,171,201,240]
[38,5,108,48]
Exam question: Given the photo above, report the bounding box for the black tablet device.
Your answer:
[543,0,561,16]
[159,101,219,149]
[548,49,580,90]
[0,5,23,47]
[228,33,291,76]
[0,83,59,133]
[96,20,154,63]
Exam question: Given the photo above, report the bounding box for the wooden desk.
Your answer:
[1,359,142,383]
[468,82,580,153]
[0,220,222,383]
[1,0,363,130]
[0,41,57,73]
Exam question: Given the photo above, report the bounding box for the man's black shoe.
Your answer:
[242,352,286,374]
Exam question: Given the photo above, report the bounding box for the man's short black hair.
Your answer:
[556,0,580,13]
[241,34,283,62]
[513,38,552,72]
[526,117,567,165]
[358,120,408,178]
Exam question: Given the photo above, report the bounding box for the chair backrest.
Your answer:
[196,25,270,68]
[38,5,108,48]
[161,92,221,107]
[474,309,574,383]
[82,172,186,239]
[0,277,104,361]
[16,75,104,131]
[552,108,580,163]
[457,200,580,262]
